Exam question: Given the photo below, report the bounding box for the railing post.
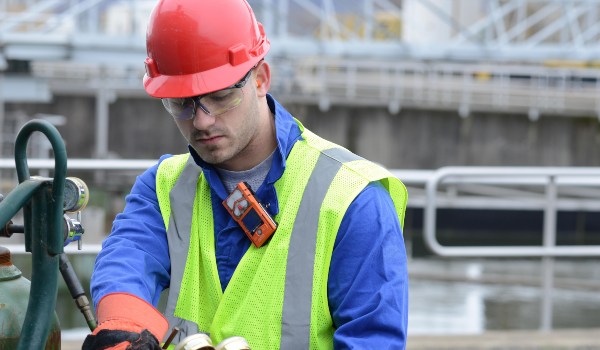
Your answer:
[541,175,557,331]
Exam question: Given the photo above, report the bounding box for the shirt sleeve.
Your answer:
[328,181,409,350]
[90,160,171,309]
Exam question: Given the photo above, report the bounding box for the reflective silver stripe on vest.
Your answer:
[163,156,202,344]
[322,147,364,163]
[280,149,349,349]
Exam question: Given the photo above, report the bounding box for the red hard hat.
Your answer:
[143,0,270,98]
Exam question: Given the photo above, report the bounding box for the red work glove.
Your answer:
[82,292,169,350]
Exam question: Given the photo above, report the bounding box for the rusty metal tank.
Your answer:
[0,246,61,349]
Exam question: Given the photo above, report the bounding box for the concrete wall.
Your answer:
[6,95,600,169]
[288,103,600,169]
[6,96,188,159]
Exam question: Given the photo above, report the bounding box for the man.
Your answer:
[83,0,409,349]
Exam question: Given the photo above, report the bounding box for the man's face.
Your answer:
[173,79,262,170]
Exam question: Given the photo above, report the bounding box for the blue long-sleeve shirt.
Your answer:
[91,95,408,349]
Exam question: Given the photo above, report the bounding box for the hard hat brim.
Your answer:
[143,59,263,99]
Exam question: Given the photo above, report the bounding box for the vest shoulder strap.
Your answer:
[302,128,408,227]
[156,154,190,229]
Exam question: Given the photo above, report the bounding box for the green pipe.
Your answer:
[18,183,60,350]
[0,180,43,228]
[9,120,67,350]
[15,119,67,255]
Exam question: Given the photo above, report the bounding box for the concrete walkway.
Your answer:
[62,329,600,349]
[408,329,600,349]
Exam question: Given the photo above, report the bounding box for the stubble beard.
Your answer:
[191,111,259,167]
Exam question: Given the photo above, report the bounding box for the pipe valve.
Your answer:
[63,214,84,248]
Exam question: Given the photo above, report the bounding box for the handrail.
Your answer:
[0,158,156,170]
[424,166,600,257]
[6,160,600,255]
[5,160,599,332]
[422,166,600,331]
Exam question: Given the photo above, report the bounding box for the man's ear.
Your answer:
[254,61,271,97]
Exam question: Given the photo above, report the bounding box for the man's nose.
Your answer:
[192,105,216,129]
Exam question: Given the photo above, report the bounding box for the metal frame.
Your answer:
[4,1,600,119]
[3,0,600,61]
[423,166,600,331]
[286,58,600,117]
[4,160,600,261]
[4,0,600,159]
[424,166,600,257]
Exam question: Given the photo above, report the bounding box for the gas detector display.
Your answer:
[223,182,277,247]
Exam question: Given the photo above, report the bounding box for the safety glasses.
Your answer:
[161,68,254,120]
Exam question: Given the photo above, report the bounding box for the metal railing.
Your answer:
[423,166,600,330]
[3,159,600,331]
[289,59,600,118]
[23,58,600,119]
[5,0,600,62]
[424,166,600,258]
[0,158,155,254]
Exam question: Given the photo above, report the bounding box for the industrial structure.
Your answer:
[3,0,600,109]
[3,2,600,344]
[3,0,600,160]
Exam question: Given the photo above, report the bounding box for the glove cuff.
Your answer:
[95,292,169,340]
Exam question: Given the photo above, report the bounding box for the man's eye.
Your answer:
[206,90,233,102]
[167,98,186,107]
[182,99,196,107]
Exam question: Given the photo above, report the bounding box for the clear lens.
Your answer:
[199,88,244,116]
[161,98,196,120]
[162,88,244,120]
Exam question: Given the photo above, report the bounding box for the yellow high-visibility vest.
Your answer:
[156,122,407,349]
